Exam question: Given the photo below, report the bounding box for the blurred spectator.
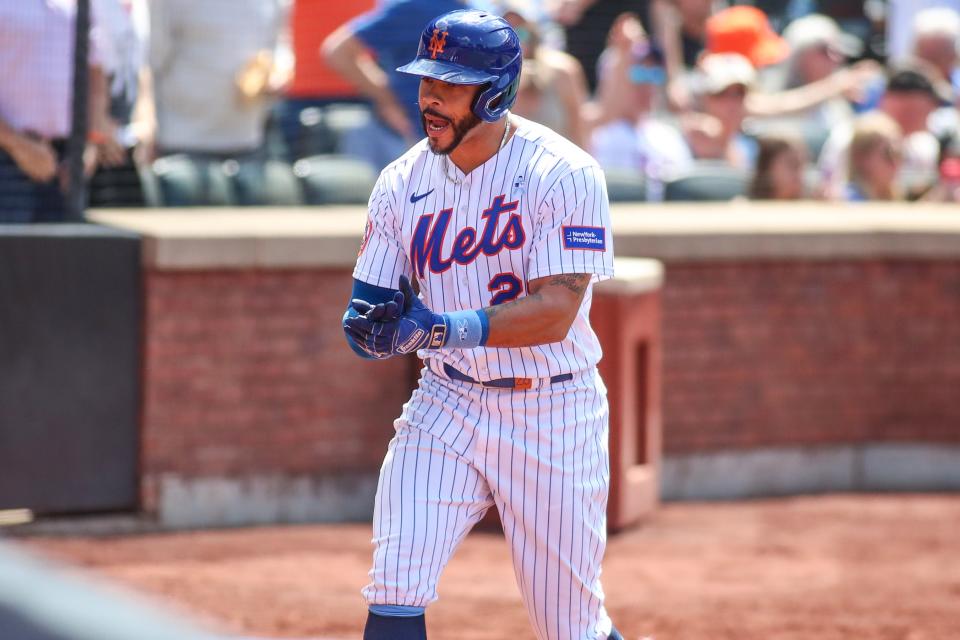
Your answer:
[276,0,374,160]
[911,7,960,100]
[322,0,478,172]
[695,6,883,127]
[887,0,960,63]
[844,111,903,201]
[0,0,110,222]
[819,60,951,198]
[752,0,793,31]
[651,0,717,110]
[924,132,960,201]
[778,14,860,129]
[552,0,645,92]
[88,0,150,207]
[590,13,692,200]
[748,133,808,199]
[289,0,371,103]
[148,0,286,161]
[704,5,789,70]
[502,1,590,149]
[685,52,758,171]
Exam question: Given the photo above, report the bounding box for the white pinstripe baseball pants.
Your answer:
[362,364,613,640]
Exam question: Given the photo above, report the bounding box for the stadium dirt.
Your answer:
[20,494,960,640]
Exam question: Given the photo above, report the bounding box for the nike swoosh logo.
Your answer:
[410,189,434,203]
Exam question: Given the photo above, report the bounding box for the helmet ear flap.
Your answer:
[473,71,521,122]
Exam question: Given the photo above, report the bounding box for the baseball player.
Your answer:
[343,10,622,640]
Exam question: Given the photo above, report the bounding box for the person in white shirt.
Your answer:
[0,0,109,222]
[148,0,285,159]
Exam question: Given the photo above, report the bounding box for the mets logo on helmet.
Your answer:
[428,29,448,59]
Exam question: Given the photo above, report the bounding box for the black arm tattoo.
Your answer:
[544,273,591,295]
[484,273,590,320]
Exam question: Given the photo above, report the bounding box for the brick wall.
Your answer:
[140,268,413,512]
[137,258,960,513]
[661,260,960,454]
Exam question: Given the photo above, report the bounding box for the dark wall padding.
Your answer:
[0,224,141,514]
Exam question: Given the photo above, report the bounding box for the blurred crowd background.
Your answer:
[3,0,960,222]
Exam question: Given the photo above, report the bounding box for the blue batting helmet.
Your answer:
[397,9,522,123]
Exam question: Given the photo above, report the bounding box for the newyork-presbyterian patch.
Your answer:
[562,226,606,251]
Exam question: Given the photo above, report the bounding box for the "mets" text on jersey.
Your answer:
[410,195,525,278]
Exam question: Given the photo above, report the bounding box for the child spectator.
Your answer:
[844,112,904,201]
[748,134,808,200]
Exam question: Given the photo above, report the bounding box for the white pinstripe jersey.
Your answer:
[353,115,614,380]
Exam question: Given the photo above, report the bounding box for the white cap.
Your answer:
[913,7,960,46]
[695,52,756,94]
[783,14,862,58]
[497,0,537,22]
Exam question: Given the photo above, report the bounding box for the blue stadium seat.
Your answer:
[151,155,233,206]
[294,154,377,205]
[225,159,303,206]
[664,162,749,201]
[604,168,647,202]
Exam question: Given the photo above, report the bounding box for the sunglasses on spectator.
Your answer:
[629,65,666,86]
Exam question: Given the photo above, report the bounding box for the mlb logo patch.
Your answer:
[562,226,606,251]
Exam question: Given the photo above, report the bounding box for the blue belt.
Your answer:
[441,362,573,389]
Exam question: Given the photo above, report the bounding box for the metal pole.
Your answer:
[65,0,90,222]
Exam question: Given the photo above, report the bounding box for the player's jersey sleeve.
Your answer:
[527,164,615,282]
[353,170,413,289]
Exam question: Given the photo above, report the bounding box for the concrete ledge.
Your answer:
[88,208,366,270]
[600,257,664,294]
[152,472,379,529]
[88,202,960,270]
[662,443,960,500]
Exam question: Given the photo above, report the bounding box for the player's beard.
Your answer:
[421,108,482,156]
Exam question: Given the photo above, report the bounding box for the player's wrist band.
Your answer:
[440,309,489,350]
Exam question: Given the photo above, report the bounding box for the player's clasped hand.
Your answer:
[343,275,448,359]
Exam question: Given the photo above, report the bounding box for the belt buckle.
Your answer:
[513,378,532,390]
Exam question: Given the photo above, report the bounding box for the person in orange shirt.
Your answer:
[277,0,374,159]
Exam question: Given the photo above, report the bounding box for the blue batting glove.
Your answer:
[343,277,448,356]
[345,276,486,357]
[343,300,395,359]
[391,275,449,354]
[352,290,405,323]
